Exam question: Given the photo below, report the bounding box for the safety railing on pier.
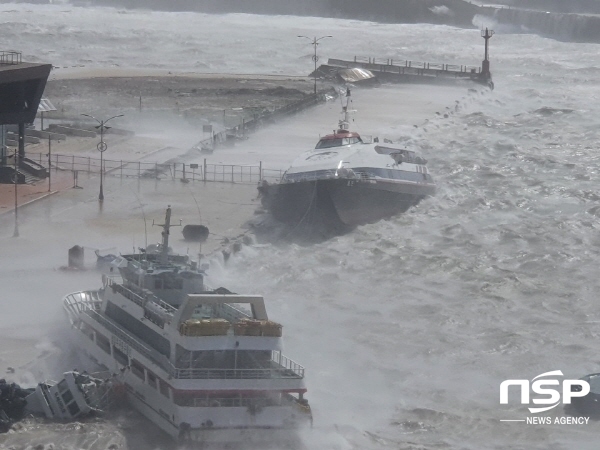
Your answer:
[350,56,481,73]
[26,151,285,185]
[0,50,22,65]
[20,86,333,186]
[190,89,333,154]
[328,57,481,79]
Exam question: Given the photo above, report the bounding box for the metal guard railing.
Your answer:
[0,51,22,65]
[83,310,305,380]
[108,280,177,315]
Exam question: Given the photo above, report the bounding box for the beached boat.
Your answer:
[259,88,435,231]
[63,206,311,444]
[1,371,116,433]
[24,371,116,420]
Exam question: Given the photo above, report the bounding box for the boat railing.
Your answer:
[175,351,304,380]
[191,396,283,408]
[85,309,172,371]
[0,50,22,65]
[173,366,302,380]
[352,170,372,180]
[274,351,305,378]
[106,279,177,315]
[149,295,177,316]
[64,291,102,318]
[86,310,304,380]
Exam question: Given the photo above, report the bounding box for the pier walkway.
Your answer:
[323,56,489,85]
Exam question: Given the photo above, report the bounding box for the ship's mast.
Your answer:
[161,206,171,264]
[338,87,352,132]
[152,206,174,264]
[152,206,182,264]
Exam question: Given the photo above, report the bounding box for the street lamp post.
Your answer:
[298,35,332,95]
[81,113,124,202]
[13,148,19,238]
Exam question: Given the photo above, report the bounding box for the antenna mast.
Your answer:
[338,87,352,132]
[153,205,181,264]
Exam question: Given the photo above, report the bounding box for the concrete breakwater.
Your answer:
[193,87,336,153]
[322,57,489,87]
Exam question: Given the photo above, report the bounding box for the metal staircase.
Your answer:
[19,169,42,184]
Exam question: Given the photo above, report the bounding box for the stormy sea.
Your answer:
[2,2,600,449]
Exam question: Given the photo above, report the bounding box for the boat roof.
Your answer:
[173,294,268,324]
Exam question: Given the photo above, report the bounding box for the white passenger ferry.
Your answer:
[63,207,311,444]
[260,88,435,231]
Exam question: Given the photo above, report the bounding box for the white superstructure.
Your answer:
[62,207,311,444]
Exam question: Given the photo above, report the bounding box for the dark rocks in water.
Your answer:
[0,379,34,433]
[182,225,209,242]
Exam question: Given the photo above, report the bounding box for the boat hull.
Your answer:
[262,177,435,228]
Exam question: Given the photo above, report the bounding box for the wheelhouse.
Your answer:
[315,131,362,149]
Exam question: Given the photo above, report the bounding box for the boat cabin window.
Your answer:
[79,322,95,341]
[154,277,184,290]
[67,402,81,417]
[173,391,284,408]
[113,345,129,366]
[105,301,171,358]
[193,304,216,319]
[131,359,145,380]
[315,136,361,149]
[159,379,170,398]
[189,302,253,321]
[58,379,69,394]
[96,332,111,355]
[147,371,158,389]
[374,146,416,162]
[61,389,74,405]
